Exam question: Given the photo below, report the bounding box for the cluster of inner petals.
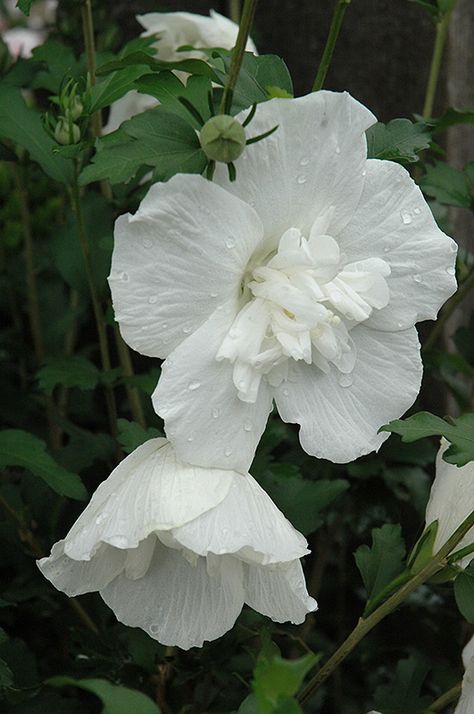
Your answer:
[216,213,391,403]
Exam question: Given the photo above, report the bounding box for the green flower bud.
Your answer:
[199,115,246,164]
[54,117,81,145]
[68,95,83,121]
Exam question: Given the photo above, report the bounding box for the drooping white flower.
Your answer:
[110,91,457,472]
[454,635,474,714]
[3,27,45,58]
[425,439,474,568]
[38,439,316,649]
[103,10,256,133]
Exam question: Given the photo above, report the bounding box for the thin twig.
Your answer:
[312,0,351,92]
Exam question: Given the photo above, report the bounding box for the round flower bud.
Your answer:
[199,115,246,164]
[54,117,80,145]
[68,96,83,121]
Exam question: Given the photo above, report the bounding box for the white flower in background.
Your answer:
[2,27,44,58]
[454,635,474,714]
[38,439,316,649]
[103,10,257,134]
[110,91,457,472]
[425,439,474,568]
[1,0,56,57]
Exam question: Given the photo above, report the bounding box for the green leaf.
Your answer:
[37,356,100,393]
[419,161,473,208]
[372,655,431,714]
[15,0,33,16]
[408,521,439,574]
[0,430,87,500]
[454,559,474,623]
[90,65,152,113]
[134,72,212,129]
[0,84,73,183]
[425,106,474,134]
[117,419,161,454]
[237,694,258,714]
[97,52,220,82]
[0,658,13,689]
[80,107,206,185]
[366,119,431,163]
[253,653,316,714]
[48,677,161,714]
[31,41,83,94]
[354,524,406,601]
[258,465,349,535]
[381,411,474,466]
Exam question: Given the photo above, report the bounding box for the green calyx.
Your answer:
[199,115,246,164]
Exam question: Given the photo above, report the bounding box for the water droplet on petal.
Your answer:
[150,624,160,635]
[300,156,309,166]
[118,271,129,281]
[225,238,236,249]
[187,436,194,442]
[183,325,192,334]
[210,292,218,298]
[211,407,219,419]
[383,246,390,253]
[224,447,233,457]
[400,210,412,225]
[297,174,307,185]
[413,207,421,215]
[282,387,289,396]
[142,238,152,248]
[335,145,341,154]
[148,295,157,304]
[338,374,353,388]
[446,266,456,276]
[397,321,404,328]
[243,420,252,432]
[413,274,422,283]
[188,381,201,391]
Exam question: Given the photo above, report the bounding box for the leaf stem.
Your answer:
[423,269,474,352]
[298,508,474,705]
[114,326,146,428]
[70,164,118,438]
[429,681,462,712]
[220,0,258,114]
[312,0,351,92]
[228,0,241,23]
[81,0,102,137]
[422,1,458,119]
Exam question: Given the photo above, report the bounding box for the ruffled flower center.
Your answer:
[216,213,391,403]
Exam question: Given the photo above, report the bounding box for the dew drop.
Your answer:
[397,321,404,328]
[211,407,219,419]
[338,374,353,388]
[400,210,412,225]
[225,237,236,249]
[335,145,341,155]
[142,238,152,248]
[188,381,201,391]
[383,246,390,253]
[282,387,289,396]
[162,323,168,329]
[446,266,456,276]
[210,292,218,298]
[413,274,422,283]
[148,295,157,304]
[224,447,233,457]
[183,325,192,334]
[413,207,421,215]
[450,242,457,253]
[300,156,310,166]
[297,174,307,185]
[150,624,160,635]
[187,436,194,442]
[243,420,252,432]
[118,271,129,281]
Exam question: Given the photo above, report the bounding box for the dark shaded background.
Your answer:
[105,0,438,121]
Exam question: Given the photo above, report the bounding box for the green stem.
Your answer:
[298,508,474,705]
[228,0,241,23]
[312,0,351,92]
[81,0,102,137]
[422,1,457,119]
[423,269,474,352]
[114,326,146,428]
[220,0,258,114]
[70,165,117,438]
[429,681,462,712]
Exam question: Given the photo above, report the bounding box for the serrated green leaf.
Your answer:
[117,419,161,454]
[381,411,474,466]
[354,523,406,601]
[134,72,212,129]
[408,521,439,573]
[366,119,431,163]
[0,430,87,500]
[80,107,206,185]
[97,52,220,82]
[258,465,349,536]
[454,559,474,623]
[37,356,100,393]
[0,84,73,183]
[48,677,161,714]
[425,106,474,134]
[90,65,152,113]
[419,161,473,208]
[253,653,316,714]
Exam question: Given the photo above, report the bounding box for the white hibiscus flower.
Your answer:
[104,10,256,133]
[110,91,457,473]
[425,439,474,568]
[454,635,474,714]
[38,439,316,650]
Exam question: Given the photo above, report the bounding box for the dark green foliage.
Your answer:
[354,524,407,603]
[366,119,431,163]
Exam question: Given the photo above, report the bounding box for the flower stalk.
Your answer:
[312,0,351,92]
[429,682,462,712]
[220,0,258,114]
[422,0,458,119]
[298,507,474,704]
[81,0,101,137]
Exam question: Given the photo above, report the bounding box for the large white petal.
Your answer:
[214,92,376,244]
[101,539,245,650]
[337,160,457,330]
[109,175,263,358]
[153,300,274,472]
[103,91,158,134]
[455,641,474,714]
[425,440,474,568]
[171,472,308,565]
[60,439,234,560]
[244,560,317,624]
[37,540,126,596]
[274,325,422,463]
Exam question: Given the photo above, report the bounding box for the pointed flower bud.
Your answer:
[68,95,83,121]
[54,117,80,145]
[199,114,246,163]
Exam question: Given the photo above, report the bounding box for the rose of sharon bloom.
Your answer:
[454,635,474,714]
[425,439,474,569]
[110,91,457,473]
[103,10,256,133]
[38,439,316,649]
[2,27,44,58]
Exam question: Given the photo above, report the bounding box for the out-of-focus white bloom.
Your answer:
[103,10,257,134]
[110,91,457,473]
[1,0,56,56]
[454,635,474,714]
[38,439,316,650]
[3,27,44,58]
[425,439,474,568]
